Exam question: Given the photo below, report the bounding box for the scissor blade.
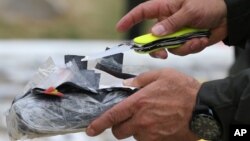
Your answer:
[81,44,132,61]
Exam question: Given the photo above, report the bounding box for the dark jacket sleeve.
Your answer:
[223,0,250,46]
[198,68,250,140]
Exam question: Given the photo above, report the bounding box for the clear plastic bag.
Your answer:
[6,54,136,140]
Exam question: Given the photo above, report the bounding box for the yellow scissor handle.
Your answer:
[133,27,209,47]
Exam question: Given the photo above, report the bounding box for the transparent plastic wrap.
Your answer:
[6,54,137,140]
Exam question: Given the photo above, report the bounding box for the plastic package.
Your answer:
[6,54,136,140]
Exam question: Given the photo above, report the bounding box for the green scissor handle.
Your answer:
[132,27,210,53]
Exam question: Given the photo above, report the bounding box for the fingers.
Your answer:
[168,37,209,56]
[149,48,168,59]
[86,93,140,136]
[208,19,227,45]
[146,37,209,58]
[123,70,160,87]
[112,81,160,140]
[116,0,162,32]
[87,70,161,136]
[151,8,190,36]
[112,118,135,139]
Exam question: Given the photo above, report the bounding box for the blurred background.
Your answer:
[0,0,148,39]
[0,0,234,141]
[0,0,125,39]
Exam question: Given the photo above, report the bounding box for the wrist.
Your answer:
[190,91,222,140]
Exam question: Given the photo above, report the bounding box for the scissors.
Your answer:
[81,28,210,61]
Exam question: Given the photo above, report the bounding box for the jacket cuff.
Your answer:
[198,79,236,141]
[197,68,250,140]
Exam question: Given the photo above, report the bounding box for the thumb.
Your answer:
[151,8,190,36]
[123,70,160,87]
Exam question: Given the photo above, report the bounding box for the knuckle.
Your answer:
[184,7,203,26]
[163,18,177,32]
[134,97,148,109]
[112,128,124,139]
[183,4,198,17]
[88,122,98,132]
[106,109,119,124]
[137,3,148,19]
[114,134,123,140]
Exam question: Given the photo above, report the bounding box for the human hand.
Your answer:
[86,68,201,141]
[116,0,227,59]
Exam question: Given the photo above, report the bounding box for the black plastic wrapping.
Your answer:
[95,49,135,79]
[6,54,137,140]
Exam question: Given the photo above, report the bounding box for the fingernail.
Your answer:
[86,127,95,136]
[123,78,134,86]
[152,25,166,36]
